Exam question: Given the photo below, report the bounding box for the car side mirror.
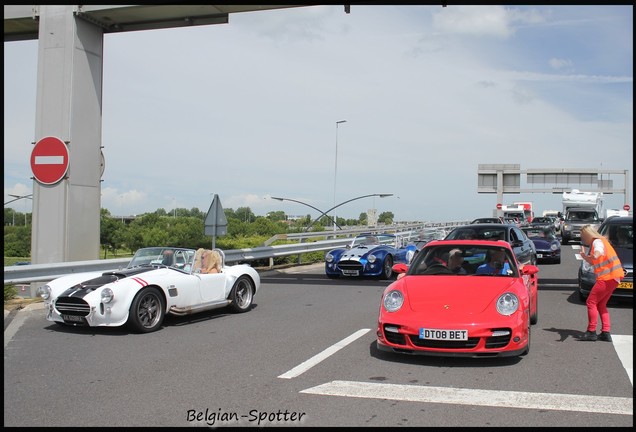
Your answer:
[521,265,539,275]
[392,263,408,274]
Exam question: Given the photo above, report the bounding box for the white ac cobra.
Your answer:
[36,247,260,333]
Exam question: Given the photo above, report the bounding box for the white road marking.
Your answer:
[278,329,371,379]
[613,335,633,386]
[571,245,584,260]
[4,309,30,348]
[300,380,633,415]
[569,245,633,387]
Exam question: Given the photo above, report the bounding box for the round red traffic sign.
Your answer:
[624,204,630,211]
[496,203,502,210]
[30,136,69,185]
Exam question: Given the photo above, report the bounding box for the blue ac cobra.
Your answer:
[325,233,418,279]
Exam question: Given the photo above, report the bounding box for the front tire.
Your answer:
[530,295,538,325]
[228,275,255,313]
[127,287,165,333]
[521,318,531,356]
[380,256,394,279]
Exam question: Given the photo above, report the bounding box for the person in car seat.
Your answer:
[475,248,510,275]
[448,249,467,274]
[201,249,222,274]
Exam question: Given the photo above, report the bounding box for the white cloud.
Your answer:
[4,5,633,221]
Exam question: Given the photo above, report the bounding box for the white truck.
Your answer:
[560,190,604,245]
[604,209,629,219]
[500,204,528,226]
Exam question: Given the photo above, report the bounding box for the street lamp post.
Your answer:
[333,120,347,231]
[304,193,393,232]
[270,196,340,230]
[6,194,33,225]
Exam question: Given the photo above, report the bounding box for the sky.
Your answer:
[4,5,633,223]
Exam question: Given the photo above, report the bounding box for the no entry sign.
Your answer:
[31,136,69,185]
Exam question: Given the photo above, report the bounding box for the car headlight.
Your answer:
[368,254,377,263]
[383,290,404,312]
[101,288,114,303]
[36,284,51,300]
[325,253,334,263]
[496,292,519,316]
[550,244,558,251]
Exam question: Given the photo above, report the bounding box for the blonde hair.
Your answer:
[192,248,205,272]
[202,249,222,274]
[580,224,605,240]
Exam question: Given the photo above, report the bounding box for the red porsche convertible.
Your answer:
[376,240,539,358]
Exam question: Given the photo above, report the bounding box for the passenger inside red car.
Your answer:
[476,248,511,275]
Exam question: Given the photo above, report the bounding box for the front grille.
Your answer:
[485,333,512,348]
[55,297,90,316]
[405,328,512,350]
[383,326,406,345]
[337,261,363,272]
[409,335,479,349]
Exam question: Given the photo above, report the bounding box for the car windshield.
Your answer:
[523,228,556,240]
[351,234,395,247]
[128,247,196,272]
[568,211,597,221]
[445,226,507,241]
[603,223,634,249]
[471,218,499,224]
[417,228,448,242]
[407,244,518,277]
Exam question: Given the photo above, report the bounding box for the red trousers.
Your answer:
[586,279,619,332]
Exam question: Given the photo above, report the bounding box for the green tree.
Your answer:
[266,210,287,222]
[234,207,255,223]
[100,209,124,258]
[250,216,287,237]
[378,211,394,224]
[3,225,31,257]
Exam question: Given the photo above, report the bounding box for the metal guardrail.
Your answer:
[4,221,470,286]
[3,238,352,285]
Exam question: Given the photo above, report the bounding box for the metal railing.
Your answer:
[4,221,470,286]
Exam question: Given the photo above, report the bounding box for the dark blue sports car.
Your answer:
[325,233,417,279]
[521,227,561,264]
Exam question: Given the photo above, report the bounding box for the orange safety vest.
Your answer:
[589,236,624,281]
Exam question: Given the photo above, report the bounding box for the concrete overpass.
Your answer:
[4,5,321,266]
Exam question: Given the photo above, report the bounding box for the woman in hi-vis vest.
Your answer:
[577,225,624,342]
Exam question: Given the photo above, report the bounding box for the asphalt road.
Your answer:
[4,245,633,427]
